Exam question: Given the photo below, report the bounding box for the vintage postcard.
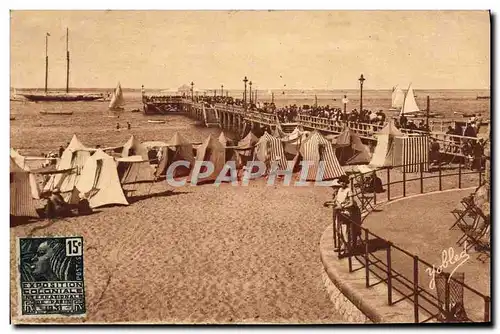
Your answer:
[10,10,491,325]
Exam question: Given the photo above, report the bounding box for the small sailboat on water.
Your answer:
[389,85,405,111]
[108,82,125,111]
[399,84,420,117]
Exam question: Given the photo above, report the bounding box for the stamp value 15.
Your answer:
[17,236,85,317]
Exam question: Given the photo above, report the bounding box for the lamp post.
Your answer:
[221,84,224,97]
[359,74,365,113]
[190,81,194,101]
[243,76,248,108]
[249,81,253,106]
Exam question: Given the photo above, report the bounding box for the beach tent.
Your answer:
[335,127,372,165]
[369,120,404,168]
[299,131,345,181]
[253,132,288,171]
[155,132,195,178]
[238,131,259,150]
[43,135,92,199]
[76,149,128,208]
[117,155,155,185]
[122,135,149,160]
[218,131,236,147]
[191,134,226,184]
[279,127,309,171]
[10,158,39,217]
[10,148,41,199]
[392,135,429,173]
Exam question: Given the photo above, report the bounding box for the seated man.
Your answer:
[363,173,385,193]
[77,193,93,216]
[45,188,71,218]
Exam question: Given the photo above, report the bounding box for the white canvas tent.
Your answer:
[43,135,92,200]
[369,120,404,168]
[10,158,39,217]
[191,134,226,184]
[10,148,41,199]
[76,149,129,208]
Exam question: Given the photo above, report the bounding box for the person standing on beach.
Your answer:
[127,122,131,130]
[116,123,120,130]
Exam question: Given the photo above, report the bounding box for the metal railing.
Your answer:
[331,162,490,323]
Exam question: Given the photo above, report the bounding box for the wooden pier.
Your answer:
[145,98,484,159]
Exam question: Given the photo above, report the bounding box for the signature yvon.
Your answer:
[426,241,470,290]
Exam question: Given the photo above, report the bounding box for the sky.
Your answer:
[10,10,490,90]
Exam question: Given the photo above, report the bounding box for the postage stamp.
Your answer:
[17,236,85,317]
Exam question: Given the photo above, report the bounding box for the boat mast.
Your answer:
[66,28,70,93]
[45,33,49,93]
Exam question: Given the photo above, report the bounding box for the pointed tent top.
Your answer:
[336,127,355,147]
[377,119,404,136]
[68,134,87,151]
[242,131,259,143]
[92,149,112,160]
[218,131,229,145]
[202,134,225,150]
[167,132,192,147]
[10,157,24,173]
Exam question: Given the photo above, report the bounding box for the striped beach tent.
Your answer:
[10,148,41,199]
[299,131,345,181]
[10,158,39,217]
[253,132,288,171]
[393,135,430,173]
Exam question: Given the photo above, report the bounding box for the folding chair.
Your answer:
[457,204,489,249]
[352,174,377,214]
[450,196,479,230]
[435,272,471,323]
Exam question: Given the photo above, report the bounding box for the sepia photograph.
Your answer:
[9,10,491,325]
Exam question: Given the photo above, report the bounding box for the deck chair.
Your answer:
[352,174,377,215]
[450,196,480,230]
[435,272,471,323]
[457,203,490,250]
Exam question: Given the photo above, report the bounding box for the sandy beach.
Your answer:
[11,178,345,323]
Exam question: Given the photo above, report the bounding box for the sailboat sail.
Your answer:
[391,85,405,109]
[400,84,420,116]
[109,83,125,109]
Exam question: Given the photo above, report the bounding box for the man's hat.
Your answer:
[52,187,61,193]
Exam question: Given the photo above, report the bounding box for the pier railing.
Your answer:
[331,162,489,323]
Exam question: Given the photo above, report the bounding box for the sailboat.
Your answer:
[389,85,405,111]
[399,84,420,116]
[108,82,125,111]
[21,28,101,102]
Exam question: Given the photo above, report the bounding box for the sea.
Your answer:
[10,88,490,157]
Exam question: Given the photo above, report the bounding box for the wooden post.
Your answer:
[484,296,491,322]
[403,167,406,197]
[458,163,462,189]
[420,162,424,193]
[45,33,49,93]
[387,168,391,201]
[426,95,430,132]
[372,171,377,204]
[413,255,419,323]
[386,243,393,305]
[438,166,442,191]
[66,28,70,93]
[445,276,450,318]
[364,229,370,288]
[333,208,338,251]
